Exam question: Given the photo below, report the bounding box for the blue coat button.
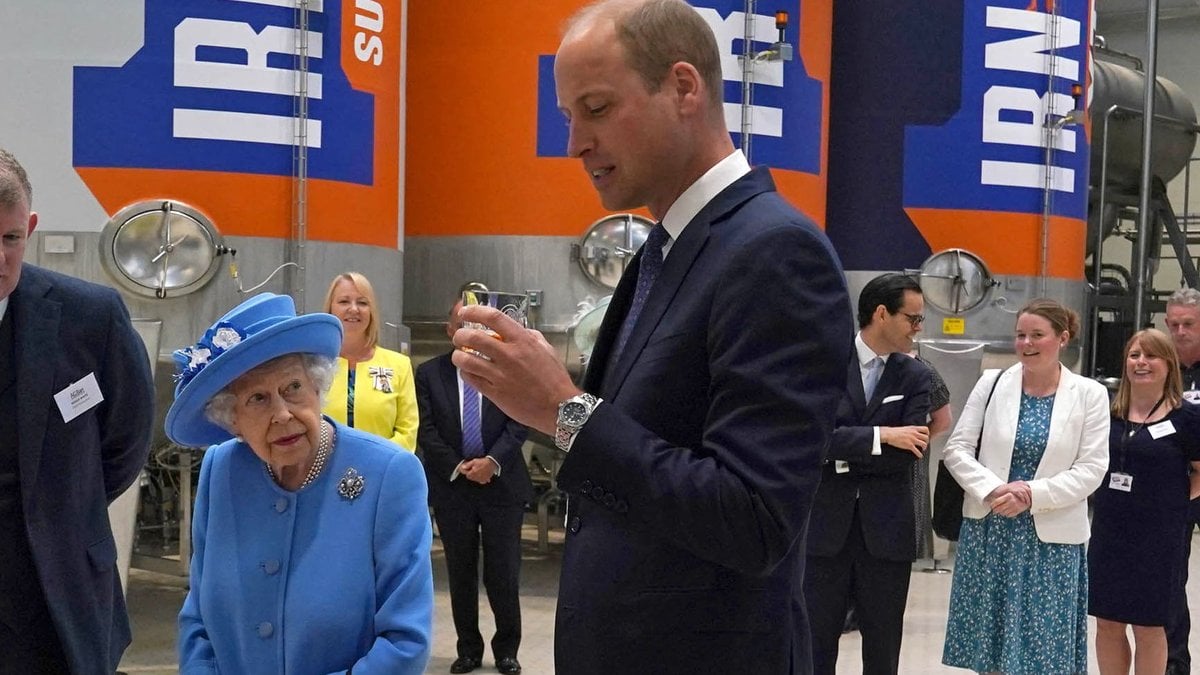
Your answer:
[262,559,281,575]
[590,486,605,501]
[567,516,581,533]
[274,497,289,513]
[580,479,593,493]
[257,621,274,638]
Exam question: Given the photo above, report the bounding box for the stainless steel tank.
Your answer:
[1090,59,1198,193]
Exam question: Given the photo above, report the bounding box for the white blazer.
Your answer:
[943,363,1110,545]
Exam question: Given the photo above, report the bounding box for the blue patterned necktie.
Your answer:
[863,357,883,402]
[614,224,670,358]
[461,379,485,458]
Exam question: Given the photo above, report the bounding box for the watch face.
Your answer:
[561,401,589,425]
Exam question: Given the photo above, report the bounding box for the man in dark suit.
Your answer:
[416,299,531,675]
[0,147,154,673]
[1164,287,1200,675]
[450,1,851,672]
[805,273,932,675]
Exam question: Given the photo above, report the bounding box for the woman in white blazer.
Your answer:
[941,299,1110,674]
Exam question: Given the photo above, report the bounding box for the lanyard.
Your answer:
[1117,395,1166,474]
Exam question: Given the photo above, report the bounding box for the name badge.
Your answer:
[1108,472,1133,492]
[1148,420,1177,439]
[834,460,850,474]
[54,372,104,423]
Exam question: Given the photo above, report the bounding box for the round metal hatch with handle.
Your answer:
[918,248,995,315]
[574,213,655,289]
[100,200,224,299]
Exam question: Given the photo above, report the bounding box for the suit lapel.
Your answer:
[583,259,640,395]
[996,365,1022,437]
[847,358,866,415]
[436,353,464,451]
[1045,366,1079,452]
[602,218,709,399]
[13,268,60,493]
[600,167,776,400]
[864,356,900,417]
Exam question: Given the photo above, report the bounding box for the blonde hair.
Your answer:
[323,272,380,349]
[1111,328,1183,418]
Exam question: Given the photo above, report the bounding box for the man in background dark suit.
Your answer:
[805,273,932,675]
[1164,287,1200,675]
[417,298,531,675]
[450,1,851,672]
[0,147,154,673]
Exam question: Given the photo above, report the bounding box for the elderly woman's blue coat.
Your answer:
[178,421,433,674]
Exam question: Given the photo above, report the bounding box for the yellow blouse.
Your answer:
[323,348,419,451]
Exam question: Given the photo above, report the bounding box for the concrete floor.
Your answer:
[118,521,1200,674]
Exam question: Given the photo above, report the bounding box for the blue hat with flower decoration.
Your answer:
[164,293,342,447]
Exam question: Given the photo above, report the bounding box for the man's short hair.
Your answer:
[567,0,724,111]
[1167,287,1200,309]
[0,148,33,211]
[857,273,921,329]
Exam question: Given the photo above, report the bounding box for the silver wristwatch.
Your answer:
[555,393,601,451]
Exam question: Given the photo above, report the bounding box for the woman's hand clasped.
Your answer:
[985,480,1032,517]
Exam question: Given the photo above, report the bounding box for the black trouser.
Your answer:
[0,486,69,675]
[806,504,912,675]
[1167,501,1200,674]
[434,500,525,661]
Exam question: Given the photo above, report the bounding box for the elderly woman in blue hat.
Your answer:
[165,293,433,674]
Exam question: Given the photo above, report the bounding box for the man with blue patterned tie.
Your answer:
[451,1,851,671]
[416,298,531,675]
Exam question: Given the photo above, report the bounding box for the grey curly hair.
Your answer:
[204,354,337,434]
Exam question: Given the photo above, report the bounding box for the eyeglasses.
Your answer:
[900,313,925,327]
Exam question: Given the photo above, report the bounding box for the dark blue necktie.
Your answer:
[614,224,669,358]
[461,379,485,458]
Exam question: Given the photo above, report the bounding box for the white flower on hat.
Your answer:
[212,326,242,350]
[188,347,212,370]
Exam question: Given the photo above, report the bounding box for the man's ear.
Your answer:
[873,304,888,325]
[26,211,38,236]
[668,61,704,113]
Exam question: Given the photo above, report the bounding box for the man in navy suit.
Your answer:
[416,298,531,675]
[451,1,851,672]
[1164,287,1200,675]
[0,148,154,673]
[805,273,932,675]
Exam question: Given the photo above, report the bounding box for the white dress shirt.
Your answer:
[657,149,751,260]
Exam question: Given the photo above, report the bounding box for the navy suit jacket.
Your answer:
[416,352,531,508]
[10,264,154,673]
[554,167,852,674]
[806,352,931,562]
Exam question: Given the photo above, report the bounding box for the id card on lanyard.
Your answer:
[1111,396,1167,493]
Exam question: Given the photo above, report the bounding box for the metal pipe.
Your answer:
[740,0,755,159]
[1088,104,1120,376]
[1133,0,1161,330]
[288,0,312,306]
[1038,3,1065,297]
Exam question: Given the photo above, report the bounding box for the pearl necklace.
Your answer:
[266,420,335,490]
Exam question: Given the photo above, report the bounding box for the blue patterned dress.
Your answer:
[942,393,1089,674]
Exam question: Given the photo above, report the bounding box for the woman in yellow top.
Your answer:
[322,272,419,451]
